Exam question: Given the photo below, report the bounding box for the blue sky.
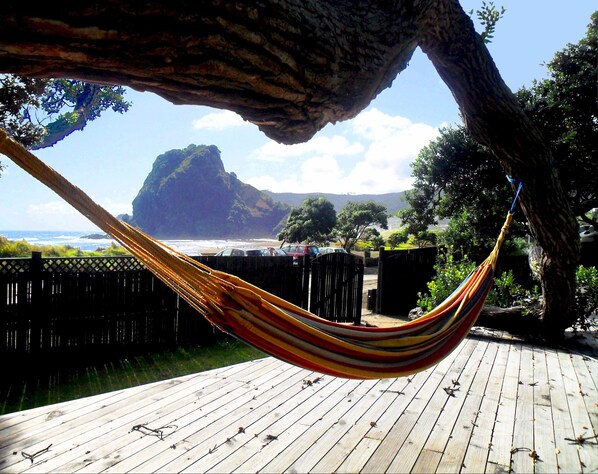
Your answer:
[0,1,595,231]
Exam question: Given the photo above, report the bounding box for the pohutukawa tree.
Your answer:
[0,0,580,339]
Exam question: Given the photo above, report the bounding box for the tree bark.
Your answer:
[0,1,419,144]
[0,0,581,337]
[416,0,580,338]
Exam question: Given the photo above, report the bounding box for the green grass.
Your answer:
[0,338,266,416]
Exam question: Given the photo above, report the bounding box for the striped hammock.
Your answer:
[0,129,516,379]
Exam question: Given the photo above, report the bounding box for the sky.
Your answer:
[0,1,595,231]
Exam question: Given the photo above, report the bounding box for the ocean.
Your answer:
[0,230,277,255]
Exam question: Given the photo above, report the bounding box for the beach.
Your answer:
[0,230,281,255]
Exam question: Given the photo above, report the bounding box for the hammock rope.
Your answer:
[0,129,520,379]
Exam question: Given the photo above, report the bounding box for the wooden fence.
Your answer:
[0,253,304,356]
[376,247,437,315]
[0,251,363,357]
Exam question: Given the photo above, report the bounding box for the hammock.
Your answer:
[0,129,519,380]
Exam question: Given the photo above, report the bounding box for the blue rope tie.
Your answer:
[506,176,524,214]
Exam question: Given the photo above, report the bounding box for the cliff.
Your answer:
[127,145,289,238]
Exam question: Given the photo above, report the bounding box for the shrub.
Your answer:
[486,270,538,308]
[0,236,128,257]
[417,249,537,312]
[574,265,598,330]
[419,251,597,331]
[417,251,475,312]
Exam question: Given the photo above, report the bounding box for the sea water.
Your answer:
[0,230,275,255]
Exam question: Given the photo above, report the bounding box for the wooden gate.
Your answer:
[309,253,364,324]
[376,247,437,315]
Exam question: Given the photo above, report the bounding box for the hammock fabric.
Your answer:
[0,129,517,380]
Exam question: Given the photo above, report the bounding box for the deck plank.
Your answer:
[310,369,432,473]
[460,338,509,474]
[363,337,479,473]
[118,362,312,473]
[583,350,598,391]
[242,378,380,473]
[557,350,598,473]
[509,343,537,474]
[409,338,493,473]
[571,349,598,438]
[204,377,362,473]
[50,359,300,473]
[486,339,521,473]
[389,341,487,472]
[5,358,279,474]
[545,346,584,474]
[532,344,559,474]
[441,337,502,473]
[0,332,596,474]
[272,378,388,473]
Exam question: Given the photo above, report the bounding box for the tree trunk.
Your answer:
[0,0,580,338]
[416,0,580,339]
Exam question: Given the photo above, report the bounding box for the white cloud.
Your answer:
[24,198,132,231]
[25,201,97,230]
[351,108,413,141]
[246,175,301,193]
[246,155,345,193]
[27,201,75,217]
[192,110,247,131]
[299,155,343,191]
[251,135,364,162]
[101,197,133,217]
[246,108,439,194]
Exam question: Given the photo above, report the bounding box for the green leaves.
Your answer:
[469,1,506,44]
[278,197,337,245]
[403,11,597,257]
[0,75,131,150]
[334,201,388,251]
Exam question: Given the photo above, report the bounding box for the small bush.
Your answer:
[417,251,475,312]
[486,270,538,308]
[0,236,128,257]
[574,265,598,330]
[419,252,597,331]
[417,250,537,312]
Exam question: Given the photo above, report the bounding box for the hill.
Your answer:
[265,191,409,214]
[124,145,289,239]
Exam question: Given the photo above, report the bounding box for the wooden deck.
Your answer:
[1,331,597,473]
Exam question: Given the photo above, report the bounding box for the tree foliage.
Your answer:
[334,201,388,251]
[401,12,597,258]
[518,11,598,226]
[469,1,506,44]
[0,75,130,151]
[359,228,385,250]
[278,196,337,245]
[0,76,47,148]
[387,229,409,249]
[399,126,522,257]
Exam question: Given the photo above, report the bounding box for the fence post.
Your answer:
[300,256,310,310]
[30,251,43,352]
[375,247,385,314]
[354,258,364,326]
